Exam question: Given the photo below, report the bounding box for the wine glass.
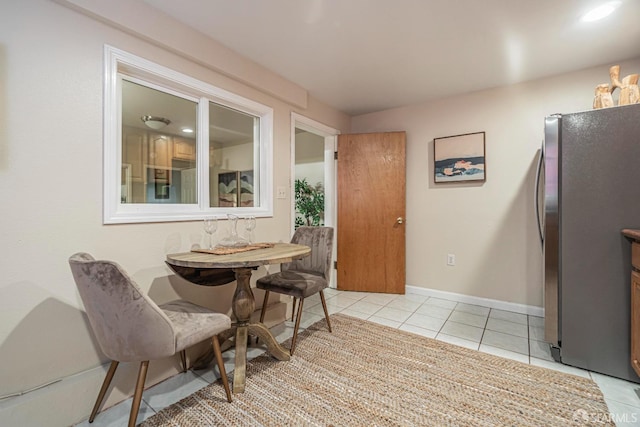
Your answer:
[244,215,256,244]
[203,217,218,249]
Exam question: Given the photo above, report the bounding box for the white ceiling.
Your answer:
[142,0,640,116]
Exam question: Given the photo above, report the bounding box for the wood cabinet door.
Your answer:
[632,270,640,377]
[149,134,172,167]
[173,137,196,160]
[337,131,406,294]
[122,130,145,181]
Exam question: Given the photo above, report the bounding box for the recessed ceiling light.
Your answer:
[182,128,194,133]
[581,1,621,22]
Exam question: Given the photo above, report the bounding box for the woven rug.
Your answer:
[141,314,613,426]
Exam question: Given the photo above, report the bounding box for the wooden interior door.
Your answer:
[337,131,406,294]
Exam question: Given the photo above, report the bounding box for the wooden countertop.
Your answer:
[623,229,640,241]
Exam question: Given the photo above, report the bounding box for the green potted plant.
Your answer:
[294,178,324,228]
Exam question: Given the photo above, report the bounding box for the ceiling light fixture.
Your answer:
[581,1,621,22]
[182,127,194,134]
[141,115,171,130]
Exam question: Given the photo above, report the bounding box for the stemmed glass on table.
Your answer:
[244,216,256,244]
[203,217,218,249]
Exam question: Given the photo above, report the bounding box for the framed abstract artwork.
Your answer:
[218,171,238,207]
[217,170,254,207]
[434,132,486,183]
[239,170,254,207]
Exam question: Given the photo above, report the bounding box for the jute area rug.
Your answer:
[142,314,613,426]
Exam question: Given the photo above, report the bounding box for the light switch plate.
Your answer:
[276,186,287,199]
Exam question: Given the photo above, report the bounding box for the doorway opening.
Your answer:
[294,130,325,228]
[291,113,339,286]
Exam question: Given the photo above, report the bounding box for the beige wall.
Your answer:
[2,0,639,424]
[0,1,349,425]
[352,57,640,308]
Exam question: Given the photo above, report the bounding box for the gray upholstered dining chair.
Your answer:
[69,253,232,427]
[256,226,334,355]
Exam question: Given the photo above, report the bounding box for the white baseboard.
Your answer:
[405,285,544,317]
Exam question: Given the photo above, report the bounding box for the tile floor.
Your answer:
[76,289,640,426]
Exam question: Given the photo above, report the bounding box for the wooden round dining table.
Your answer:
[166,242,311,393]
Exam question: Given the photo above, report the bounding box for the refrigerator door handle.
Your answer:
[535,142,544,246]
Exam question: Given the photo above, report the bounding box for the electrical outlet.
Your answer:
[447,254,456,266]
[276,186,287,199]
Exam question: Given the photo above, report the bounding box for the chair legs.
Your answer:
[212,335,233,402]
[319,290,332,333]
[89,360,119,423]
[259,289,333,356]
[129,361,149,427]
[88,360,150,427]
[286,291,334,355]
[290,298,305,355]
[180,349,187,373]
[88,343,230,427]
[259,290,270,323]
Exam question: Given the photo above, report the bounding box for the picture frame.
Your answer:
[434,132,486,183]
[217,171,238,207]
[239,170,254,207]
[217,170,255,207]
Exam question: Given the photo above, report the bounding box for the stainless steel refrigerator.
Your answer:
[539,103,640,383]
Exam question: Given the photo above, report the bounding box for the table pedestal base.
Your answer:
[231,323,290,393]
[192,323,290,393]
[192,266,291,393]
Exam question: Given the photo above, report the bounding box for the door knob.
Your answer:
[396,217,404,224]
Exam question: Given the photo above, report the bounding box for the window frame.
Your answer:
[103,45,273,224]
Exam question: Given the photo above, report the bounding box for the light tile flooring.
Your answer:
[77,288,640,426]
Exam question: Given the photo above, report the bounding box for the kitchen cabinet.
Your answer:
[623,229,640,378]
[122,129,146,181]
[633,270,640,377]
[173,137,196,161]
[149,134,172,168]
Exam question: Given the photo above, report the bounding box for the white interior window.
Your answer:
[103,45,273,224]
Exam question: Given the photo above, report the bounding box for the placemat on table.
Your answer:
[192,242,275,255]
